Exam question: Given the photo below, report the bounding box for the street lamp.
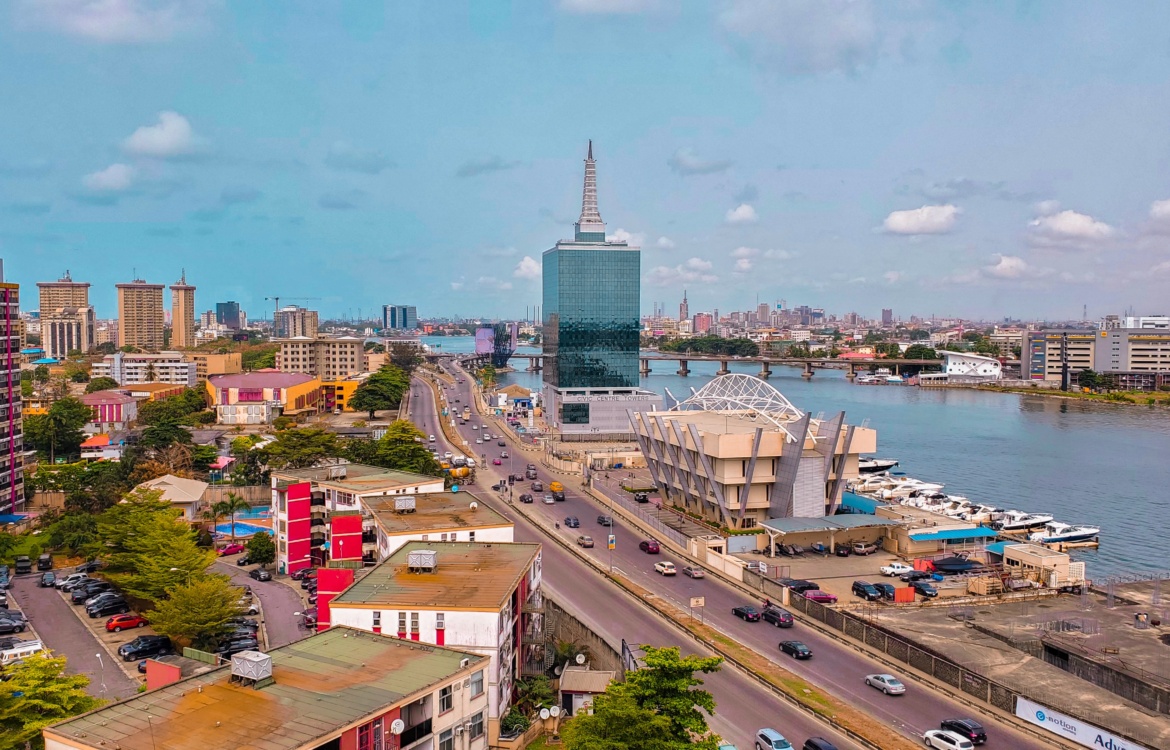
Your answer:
[94,653,107,696]
[169,568,193,586]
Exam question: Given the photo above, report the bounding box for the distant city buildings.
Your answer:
[215,300,242,329]
[693,312,713,334]
[37,271,95,359]
[882,308,894,326]
[382,304,418,330]
[91,351,198,387]
[169,273,196,349]
[275,304,318,338]
[679,289,689,322]
[0,264,23,513]
[116,278,166,352]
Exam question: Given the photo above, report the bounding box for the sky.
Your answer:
[3,1,1170,324]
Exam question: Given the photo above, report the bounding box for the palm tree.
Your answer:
[219,493,252,542]
[145,362,157,383]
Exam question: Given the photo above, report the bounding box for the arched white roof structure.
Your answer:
[667,373,815,440]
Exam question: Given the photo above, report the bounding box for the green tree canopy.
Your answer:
[373,420,442,475]
[388,342,422,373]
[349,364,410,418]
[660,336,760,357]
[246,530,276,568]
[140,419,193,450]
[149,577,244,649]
[84,376,120,393]
[137,388,209,426]
[33,364,50,382]
[561,690,678,750]
[618,646,723,750]
[24,396,92,463]
[0,654,101,750]
[45,513,99,555]
[260,427,340,469]
[903,344,942,360]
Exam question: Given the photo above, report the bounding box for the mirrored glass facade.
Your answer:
[543,245,640,389]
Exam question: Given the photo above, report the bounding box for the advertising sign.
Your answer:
[607,534,616,550]
[689,596,705,608]
[1015,697,1138,749]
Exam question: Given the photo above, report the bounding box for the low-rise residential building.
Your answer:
[322,375,365,412]
[328,541,543,737]
[43,626,490,750]
[276,336,365,380]
[118,382,186,401]
[206,371,322,424]
[79,434,124,462]
[187,351,243,382]
[271,463,445,573]
[136,474,209,521]
[78,390,138,433]
[91,351,197,386]
[365,493,513,559]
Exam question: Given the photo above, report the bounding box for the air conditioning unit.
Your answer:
[460,657,470,668]
[454,726,465,735]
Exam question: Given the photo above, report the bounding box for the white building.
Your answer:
[940,350,1003,380]
[328,541,544,738]
[91,351,197,386]
[364,493,514,560]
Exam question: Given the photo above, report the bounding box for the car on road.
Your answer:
[761,606,793,627]
[444,452,453,459]
[492,459,502,465]
[249,568,272,582]
[527,464,537,471]
[577,535,594,548]
[525,470,538,480]
[654,561,677,576]
[851,581,881,601]
[638,539,660,554]
[497,440,506,446]
[852,540,878,555]
[682,565,706,579]
[911,580,939,598]
[596,515,613,526]
[880,562,914,577]
[475,438,483,444]
[754,728,794,750]
[236,555,252,567]
[633,492,649,503]
[531,482,543,492]
[219,543,246,556]
[428,435,436,442]
[865,673,906,695]
[922,730,974,750]
[803,590,838,604]
[732,605,761,622]
[563,517,580,528]
[873,582,897,600]
[472,425,478,430]
[543,495,555,504]
[106,613,149,632]
[500,451,508,458]
[519,493,533,503]
[87,597,130,618]
[802,740,839,750]
[939,719,986,745]
[39,572,56,588]
[900,570,934,583]
[778,640,812,660]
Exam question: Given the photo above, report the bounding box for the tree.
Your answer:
[371,420,442,475]
[216,493,252,541]
[149,577,243,649]
[0,654,101,750]
[33,364,50,383]
[261,428,340,469]
[388,342,422,374]
[110,512,217,603]
[513,675,556,715]
[92,341,117,355]
[350,365,410,418]
[144,361,158,382]
[0,532,17,562]
[45,513,99,555]
[85,376,119,393]
[479,364,497,389]
[561,691,677,750]
[24,396,92,463]
[246,531,276,568]
[619,645,723,750]
[140,419,193,451]
[903,344,941,360]
[1078,368,1102,390]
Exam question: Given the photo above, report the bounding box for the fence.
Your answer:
[202,485,271,506]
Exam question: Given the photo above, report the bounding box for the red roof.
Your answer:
[208,372,317,389]
[81,434,111,448]
[79,391,137,405]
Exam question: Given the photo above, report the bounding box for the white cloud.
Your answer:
[730,246,758,259]
[450,279,465,291]
[734,258,754,272]
[882,204,960,235]
[883,270,904,283]
[513,256,541,280]
[606,228,645,246]
[725,204,758,224]
[122,111,201,158]
[667,147,733,176]
[646,257,718,286]
[1028,209,1115,248]
[656,236,675,249]
[82,163,135,192]
[18,0,211,43]
[477,276,513,291]
[983,255,1029,279]
[1150,260,1170,275]
[558,0,658,13]
[763,249,796,260]
[1151,200,1170,221]
[719,0,878,75]
[1034,199,1061,216]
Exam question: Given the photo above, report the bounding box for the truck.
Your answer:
[462,407,471,421]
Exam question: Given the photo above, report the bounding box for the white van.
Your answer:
[0,639,45,665]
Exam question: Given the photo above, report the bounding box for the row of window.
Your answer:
[437,712,485,749]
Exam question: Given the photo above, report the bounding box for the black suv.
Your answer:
[940,718,987,745]
[72,581,114,604]
[119,635,173,661]
[596,515,613,526]
[14,556,32,575]
[88,597,130,618]
[851,581,881,601]
[761,606,794,628]
[778,578,820,595]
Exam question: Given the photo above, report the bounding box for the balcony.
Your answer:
[361,532,377,544]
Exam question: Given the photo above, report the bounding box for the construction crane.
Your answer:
[265,296,322,337]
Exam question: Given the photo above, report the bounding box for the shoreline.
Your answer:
[963,384,1170,408]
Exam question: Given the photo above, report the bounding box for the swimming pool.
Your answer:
[233,506,271,520]
[214,522,271,537]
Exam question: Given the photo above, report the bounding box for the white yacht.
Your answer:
[858,458,900,474]
[995,510,1055,532]
[1028,522,1101,544]
[959,504,1003,523]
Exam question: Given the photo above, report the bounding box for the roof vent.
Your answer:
[394,497,417,514]
[407,550,438,573]
[328,465,347,479]
[230,651,273,688]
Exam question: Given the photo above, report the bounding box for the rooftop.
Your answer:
[79,390,137,406]
[274,463,441,495]
[136,474,209,506]
[759,515,902,535]
[365,492,511,534]
[209,371,318,389]
[46,627,486,750]
[332,541,541,611]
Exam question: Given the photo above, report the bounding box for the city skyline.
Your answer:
[4,4,1170,319]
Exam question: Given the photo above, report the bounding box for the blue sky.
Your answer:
[3,1,1170,323]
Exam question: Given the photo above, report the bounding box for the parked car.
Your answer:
[75,560,103,573]
[0,574,10,590]
[912,581,939,598]
[873,582,897,600]
[84,591,124,609]
[14,556,32,575]
[299,609,318,628]
[865,673,906,695]
[227,617,259,630]
[238,599,259,615]
[755,728,794,750]
[0,618,27,634]
[596,515,613,526]
[87,597,130,618]
[900,570,934,583]
[682,565,706,579]
[73,581,115,604]
[851,540,878,555]
[638,539,661,554]
[880,561,915,577]
[249,568,272,582]
[851,581,881,601]
[778,578,820,595]
[939,718,986,745]
[55,573,89,591]
[576,535,595,548]
[219,543,246,556]
[106,614,149,632]
[776,544,804,557]
[654,561,677,576]
[778,640,812,660]
[922,730,974,750]
[36,554,53,571]
[834,543,852,556]
[39,572,57,588]
[732,605,761,622]
[563,517,580,529]
[761,606,793,628]
[290,568,316,581]
[236,555,251,567]
[803,590,838,604]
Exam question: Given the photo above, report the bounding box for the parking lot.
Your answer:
[212,560,308,649]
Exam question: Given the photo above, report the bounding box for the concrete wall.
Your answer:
[545,597,623,675]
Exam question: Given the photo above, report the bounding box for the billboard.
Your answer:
[1014,697,1139,749]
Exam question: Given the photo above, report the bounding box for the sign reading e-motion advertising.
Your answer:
[1015,697,1139,749]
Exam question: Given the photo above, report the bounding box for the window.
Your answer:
[439,685,453,713]
[436,613,445,631]
[439,728,454,750]
[469,711,485,739]
[398,612,407,634]
[470,669,483,697]
[358,724,371,750]
[410,612,419,635]
[372,611,381,628]
[468,531,475,542]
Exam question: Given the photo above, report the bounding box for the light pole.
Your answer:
[169,567,193,586]
[94,653,107,696]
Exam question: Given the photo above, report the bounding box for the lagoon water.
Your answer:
[423,336,1170,577]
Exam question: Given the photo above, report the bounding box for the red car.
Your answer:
[638,539,661,554]
[106,613,149,632]
[803,590,838,604]
[218,543,246,556]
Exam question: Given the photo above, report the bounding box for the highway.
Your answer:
[407,375,864,750]
[413,359,1056,750]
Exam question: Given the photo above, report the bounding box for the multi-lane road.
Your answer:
[412,360,1056,750]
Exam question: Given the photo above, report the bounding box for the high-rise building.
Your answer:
[170,273,196,349]
[693,312,713,334]
[542,142,662,439]
[0,262,23,513]
[116,279,166,352]
[276,305,318,338]
[679,290,689,322]
[382,304,418,330]
[216,301,242,330]
[37,271,90,320]
[881,308,894,326]
[43,306,95,359]
[199,310,216,328]
[757,302,770,322]
[277,336,364,380]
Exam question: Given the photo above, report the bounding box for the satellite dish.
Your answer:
[553,664,564,676]
[469,501,478,510]
[390,719,405,735]
[451,485,460,493]
[575,653,586,665]
[539,708,551,720]
[549,706,562,717]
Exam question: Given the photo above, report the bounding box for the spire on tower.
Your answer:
[574,140,606,241]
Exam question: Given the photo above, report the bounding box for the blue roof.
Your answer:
[985,541,1008,556]
[841,491,887,514]
[909,526,999,542]
[20,348,44,354]
[31,357,59,364]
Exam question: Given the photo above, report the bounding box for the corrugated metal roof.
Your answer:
[759,515,900,534]
[559,667,615,694]
[47,627,485,750]
[985,541,1008,556]
[908,527,999,542]
[366,492,511,534]
[332,541,540,610]
[273,464,439,494]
